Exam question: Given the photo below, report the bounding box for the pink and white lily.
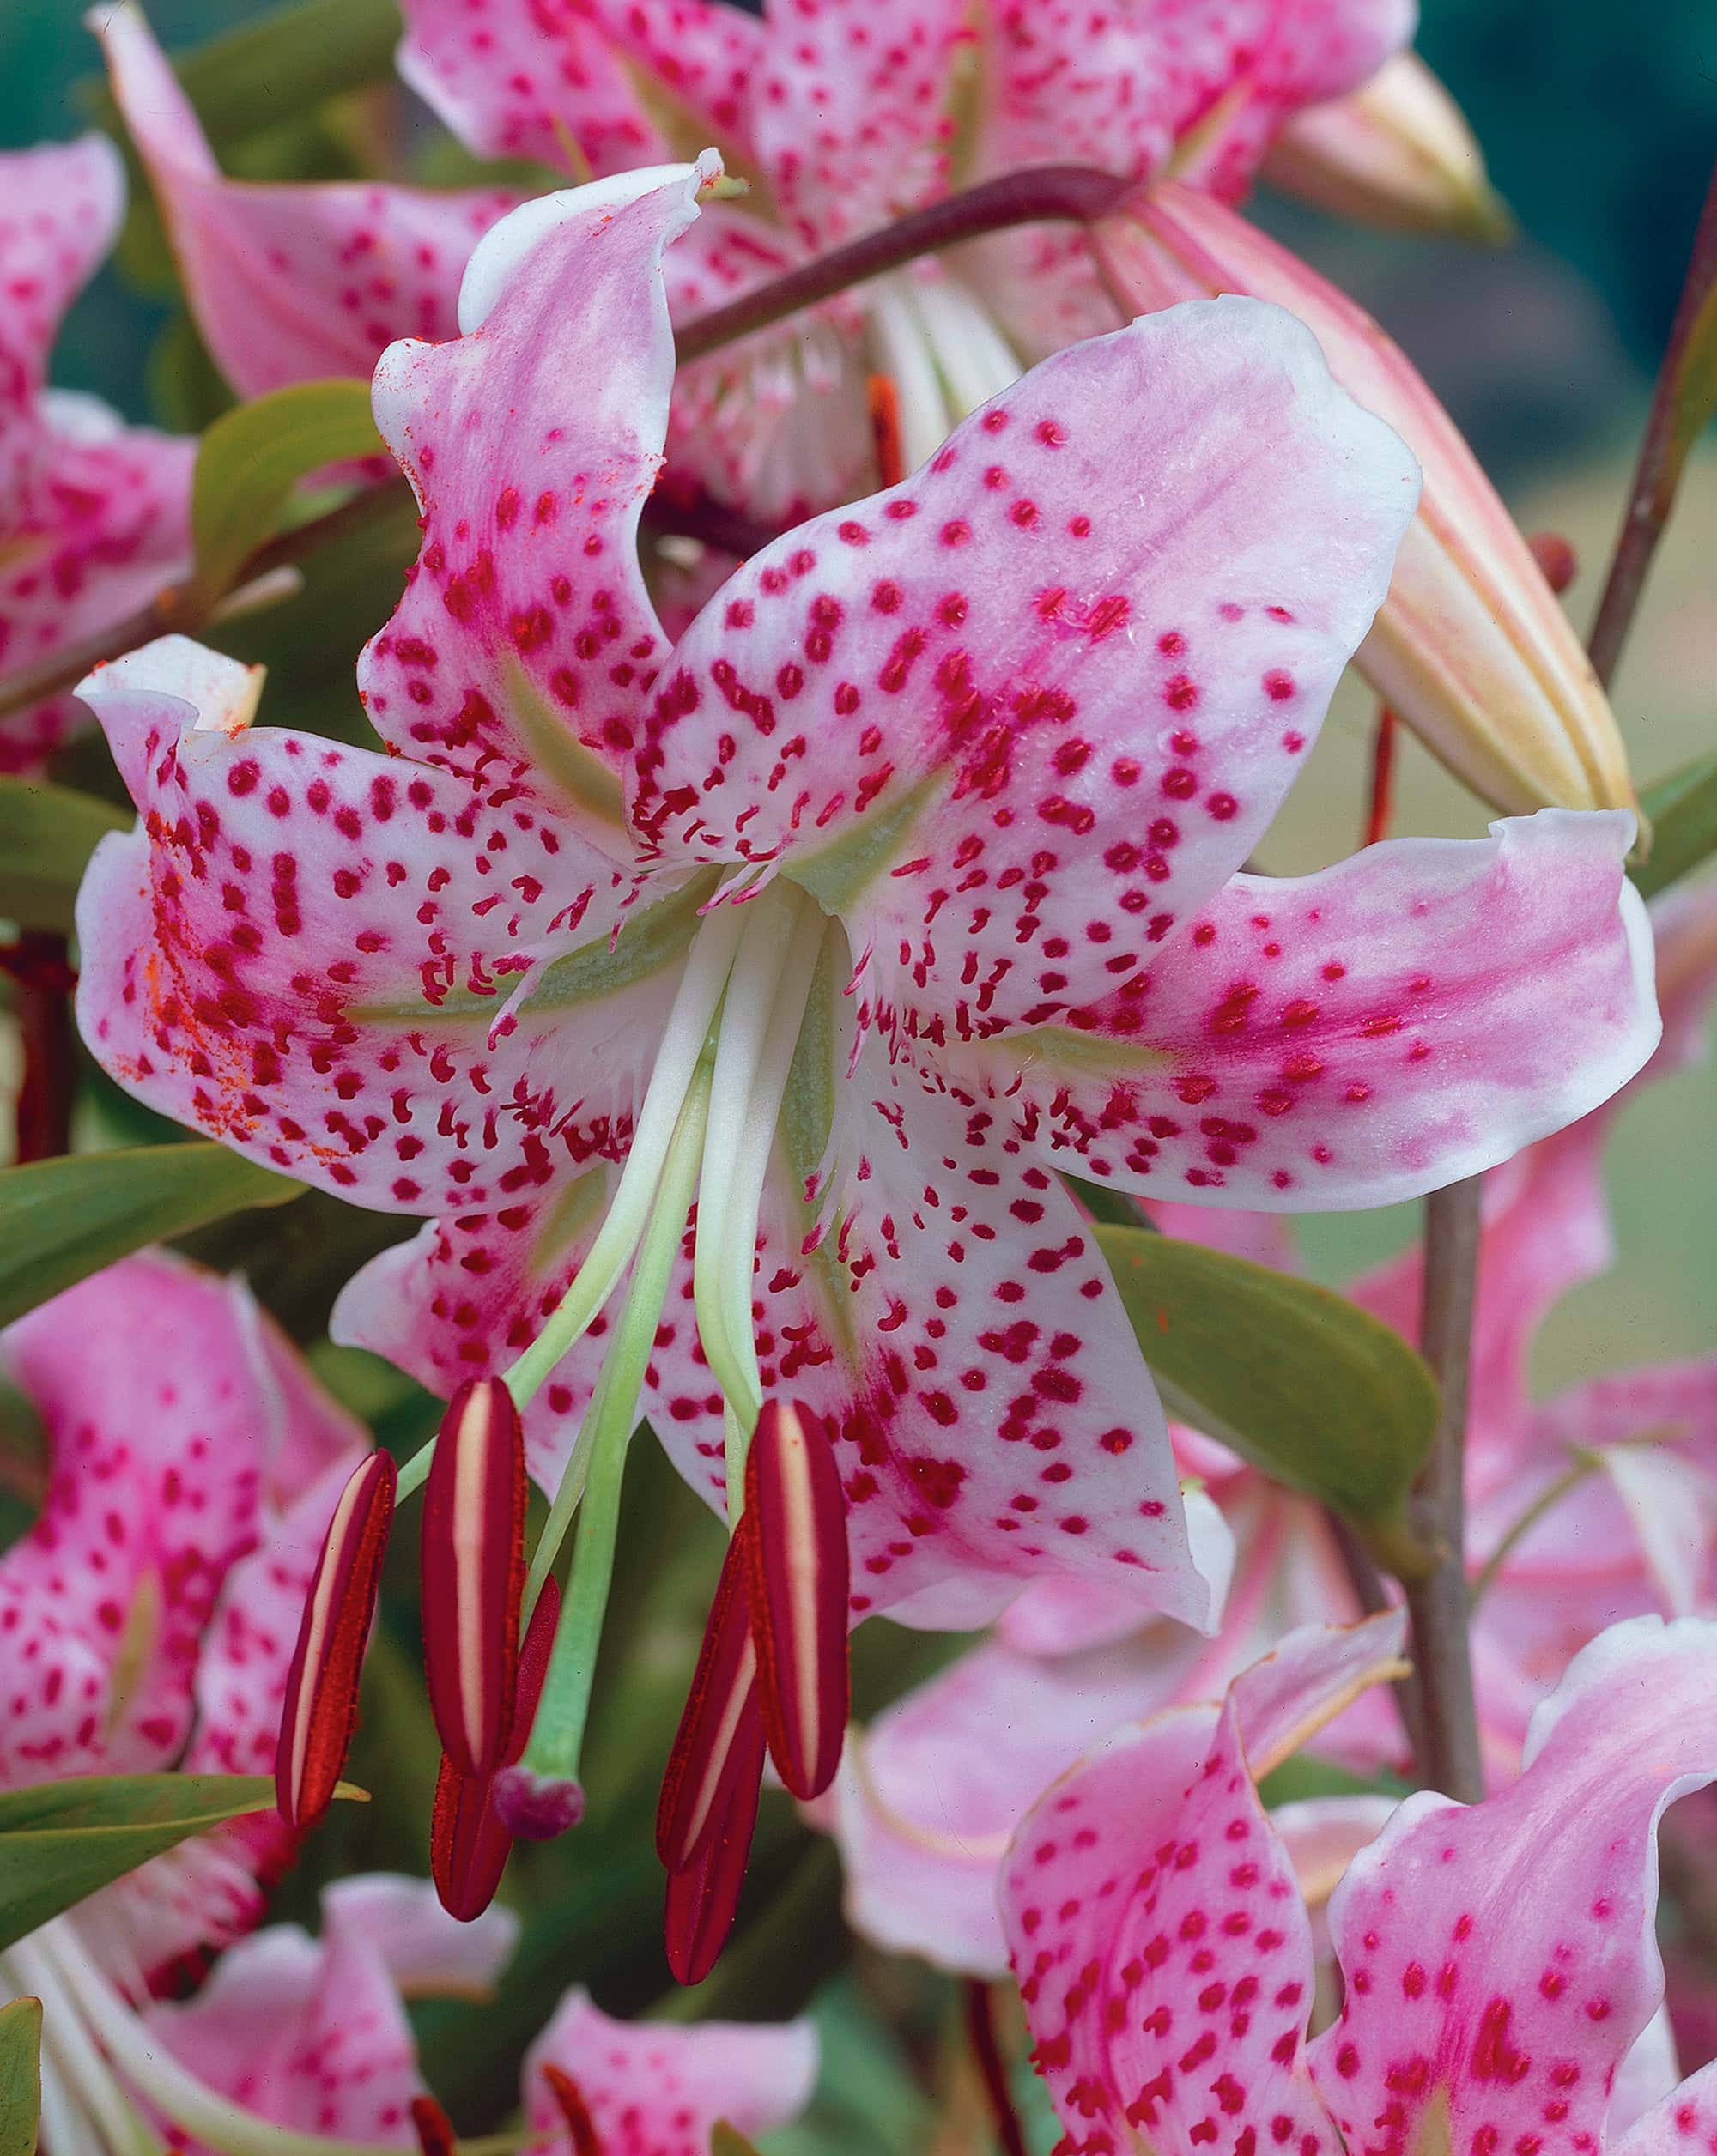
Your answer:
[1000,1612,1717,2156]
[0,136,193,772]
[0,1251,371,2156]
[74,167,1656,1822]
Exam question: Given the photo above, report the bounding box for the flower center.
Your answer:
[867,268,1023,475]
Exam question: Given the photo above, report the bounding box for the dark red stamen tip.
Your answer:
[430,1578,562,1920]
[276,1450,396,1832]
[410,2096,458,2156]
[867,372,906,491]
[664,1690,767,1987]
[743,1399,850,1800]
[422,1377,528,1775]
[541,2064,605,2156]
[657,1523,759,1872]
[1528,529,1580,596]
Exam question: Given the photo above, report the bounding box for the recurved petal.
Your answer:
[0,135,122,420]
[96,3,513,399]
[1308,1615,1717,2156]
[999,1614,1404,2156]
[523,1988,817,2155]
[74,636,650,1216]
[952,810,1658,1212]
[396,0,674,174]
[360,166,714,834]
[637,296,1417,1029]
[1617,2057,1717,2156]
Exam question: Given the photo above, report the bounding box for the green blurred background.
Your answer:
[3,0,1715,1384]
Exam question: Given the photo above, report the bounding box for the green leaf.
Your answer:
[1095,1225,1438,1564]
[0,781,130,933]
[1257,1752,1411,1809]
[0,1775,355,1953]
[0,1144,303,1328]
[0,1998,40,2156]
[82,0,403,156]
[190,380,383,604]
[712,2129,764,2156]
[1634,751,1717,899]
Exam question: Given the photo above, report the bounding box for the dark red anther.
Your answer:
[663,1689,767,1987]
[1528,529,1580,597]
[431,1578,561,1921]
[422,1377,528,1775]
[276,1450,396,1832]
[656,1521,760,1872]
[742,1399,850,1801]
[410,2096,458,2156]
[868,372,905,490]
[540,2064,604,2156]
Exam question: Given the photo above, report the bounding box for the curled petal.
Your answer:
[658,1526,759,1871]
[422,1377,528,1775]
[276,1451,396,1832]
[743,1400,851,1802]
[664,1689,767,1987]
[955,811,1659,1211]
[0,136,123,422]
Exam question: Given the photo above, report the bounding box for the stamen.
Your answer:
[867,372,905,489]
[422,1377,528,1775]
[276,1451,396,1832]
[657,1523,759,1872]
[868,276,954,476]
[662,1693,767,1986]
[743,1399,850,1801]
[540,2067,604,2156]
[410,2099,458,2156]
[908,272,1024,415]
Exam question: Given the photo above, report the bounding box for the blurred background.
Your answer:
[2,0,1714,1396]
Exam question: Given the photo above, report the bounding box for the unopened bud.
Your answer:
[1093,185,1635,820]
[1262,52,1513,245]
[422,1378,528,1777]
[743,1401,850,1802]
[657,1524,760,1873]
[276,1451,395,1832]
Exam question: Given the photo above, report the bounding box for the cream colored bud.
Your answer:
[1262,53,1514,245]
[1092,184,1635,820]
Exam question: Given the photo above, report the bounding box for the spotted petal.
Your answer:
[998,1613,1405,2156]
[522,1987,816,2155]
[636,296,1417,1033]
[96,3,514,399]
[74,635,663,1216]
[1617,2056,1717,2156]
[1308,1615,1717,2156]
[948,810,1658,1211]
[0,136,122,451]
[360,165,715,833]
[143,1876,516,2143]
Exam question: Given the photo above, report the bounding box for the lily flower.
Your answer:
[816,880,1717,1974]
[75,167,1656,1865]
[0,1251,372,2154]
[0,136,193,772]
[999,1611,1717,2156]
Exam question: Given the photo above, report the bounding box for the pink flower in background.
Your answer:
[0,136,193,772]
[72,167,1659,1658]
[1000,1613,1717,2156]
[0,1251,371,2148]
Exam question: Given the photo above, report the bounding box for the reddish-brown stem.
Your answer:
[0,932,77,1163]
[676,165,1132,365]
[1364,706,1398,848]
[963,1979,1029,2156]
[1587,154,1717,689]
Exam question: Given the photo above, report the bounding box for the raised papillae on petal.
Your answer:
[276,1450,397,1831]
[360,160,718,834]
[1310,1616,1717,2156]
[94,3,514,399]
[636,297,1418,1029]
[999,1614,1405,2156]
[422,1376,529,1775]
[524,1987,819,2156]
[743,1399,851,1802]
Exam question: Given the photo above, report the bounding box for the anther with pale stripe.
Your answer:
[664,1687,768,1987]
[657,1522,760,1874]
[422,1376,528,1776]
[275,1450,396,1832]
[743,1398,850,1802]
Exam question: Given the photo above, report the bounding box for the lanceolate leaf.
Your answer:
[1634,750,1717,899]
[190,379,383,605]
[0,1144,302,1328]
[0,1998,40,2156]
[0,1774,357,1953]
[1095,1225,1438,1557]
[0,781,129,934]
